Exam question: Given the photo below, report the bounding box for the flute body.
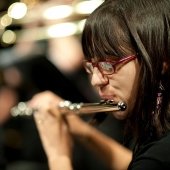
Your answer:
[11,100,127,117]
[58,100,126,115]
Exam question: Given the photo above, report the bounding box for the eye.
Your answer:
[99,62,113,71]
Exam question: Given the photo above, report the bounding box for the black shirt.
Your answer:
[128,131,170,170]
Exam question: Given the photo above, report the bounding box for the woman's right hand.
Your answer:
[28,90,91,139]
[27,91,95,170]
[28,91,74,170]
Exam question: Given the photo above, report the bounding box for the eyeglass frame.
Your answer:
[83,54,137,75]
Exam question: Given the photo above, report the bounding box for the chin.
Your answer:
[112,111,127,120]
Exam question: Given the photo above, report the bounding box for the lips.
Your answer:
[100,95,116,101]
[98,89,117,101]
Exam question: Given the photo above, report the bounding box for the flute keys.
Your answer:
[58,100,83,114]
[58,100,72,108]
[11,102,33,117]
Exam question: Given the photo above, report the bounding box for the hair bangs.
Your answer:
[82,2,134,61]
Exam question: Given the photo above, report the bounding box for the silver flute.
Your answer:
[10,100,127,117]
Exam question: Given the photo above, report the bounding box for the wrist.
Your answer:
[48,155,73,170]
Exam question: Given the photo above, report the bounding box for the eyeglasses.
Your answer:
[83,55,137,75]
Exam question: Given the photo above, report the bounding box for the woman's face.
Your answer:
[89,56,140,120]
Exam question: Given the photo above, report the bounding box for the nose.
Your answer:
[91,67,109,87]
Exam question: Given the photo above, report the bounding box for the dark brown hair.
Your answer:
[82,0,170,148]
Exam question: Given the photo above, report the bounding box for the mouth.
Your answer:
[100,95,116,102]
[100,99,116,105]
[100,95,127,111]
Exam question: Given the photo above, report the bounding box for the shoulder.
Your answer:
[146,131,170,159]
[129,132,170,170]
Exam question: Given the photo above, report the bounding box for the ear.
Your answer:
[162,61,169,74]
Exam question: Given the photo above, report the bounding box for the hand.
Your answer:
[28,91,92,140]
[28,90,62,110]
[28,91,73,160]
[28,91,132,170]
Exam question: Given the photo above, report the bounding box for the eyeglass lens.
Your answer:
[85,62,114,75]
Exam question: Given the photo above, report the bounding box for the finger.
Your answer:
[48,106,62,121]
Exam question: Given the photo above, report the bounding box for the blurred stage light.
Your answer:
[8,2,27,19]
[75,0,103,14]
[43,5,73,20]
[47,22,77,38]
[2,30,16,44]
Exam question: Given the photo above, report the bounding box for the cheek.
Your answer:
[126,73,137,96]
[117,63,140,103]
[124,67,140,113]
[117,72,136,97]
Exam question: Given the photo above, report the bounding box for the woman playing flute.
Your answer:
[28,0,170,169]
